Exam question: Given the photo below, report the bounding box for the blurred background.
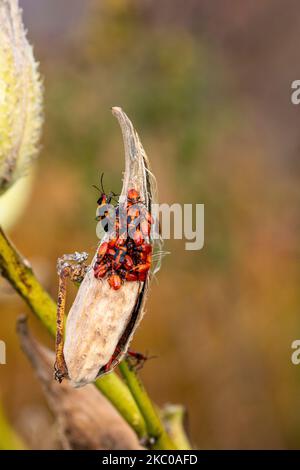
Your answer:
[0,0,300,449]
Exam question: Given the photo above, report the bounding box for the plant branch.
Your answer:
[119,359,176,450]
[0,226,146,439]
[0,227,57,336]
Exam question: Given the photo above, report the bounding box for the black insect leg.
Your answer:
[126,350,157,371]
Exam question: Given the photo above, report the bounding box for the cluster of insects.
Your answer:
[93,185,153,290]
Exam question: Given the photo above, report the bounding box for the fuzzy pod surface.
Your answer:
[0,0,43,194]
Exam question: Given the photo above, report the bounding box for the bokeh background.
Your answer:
[1,0,300,449]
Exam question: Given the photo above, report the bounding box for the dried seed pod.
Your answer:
[0,0,43,194]
[62,107,161,387]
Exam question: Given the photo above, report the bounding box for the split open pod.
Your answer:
[55,107,162,387]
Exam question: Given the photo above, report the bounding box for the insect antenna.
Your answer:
[92,172,106,194]
[100,172,105,193]
[97,173,119,203]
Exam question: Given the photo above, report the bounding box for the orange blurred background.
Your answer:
[1,0,300,449]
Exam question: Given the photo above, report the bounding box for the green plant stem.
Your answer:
[0,226,146,439]
[0,227,56,336]
[95,374,146,438]
[161,404,192,450]
[119,360,177,450]
[0,401,26,450]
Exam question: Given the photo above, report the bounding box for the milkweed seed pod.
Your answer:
[63,107,163,386]
[0,0,43,195]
